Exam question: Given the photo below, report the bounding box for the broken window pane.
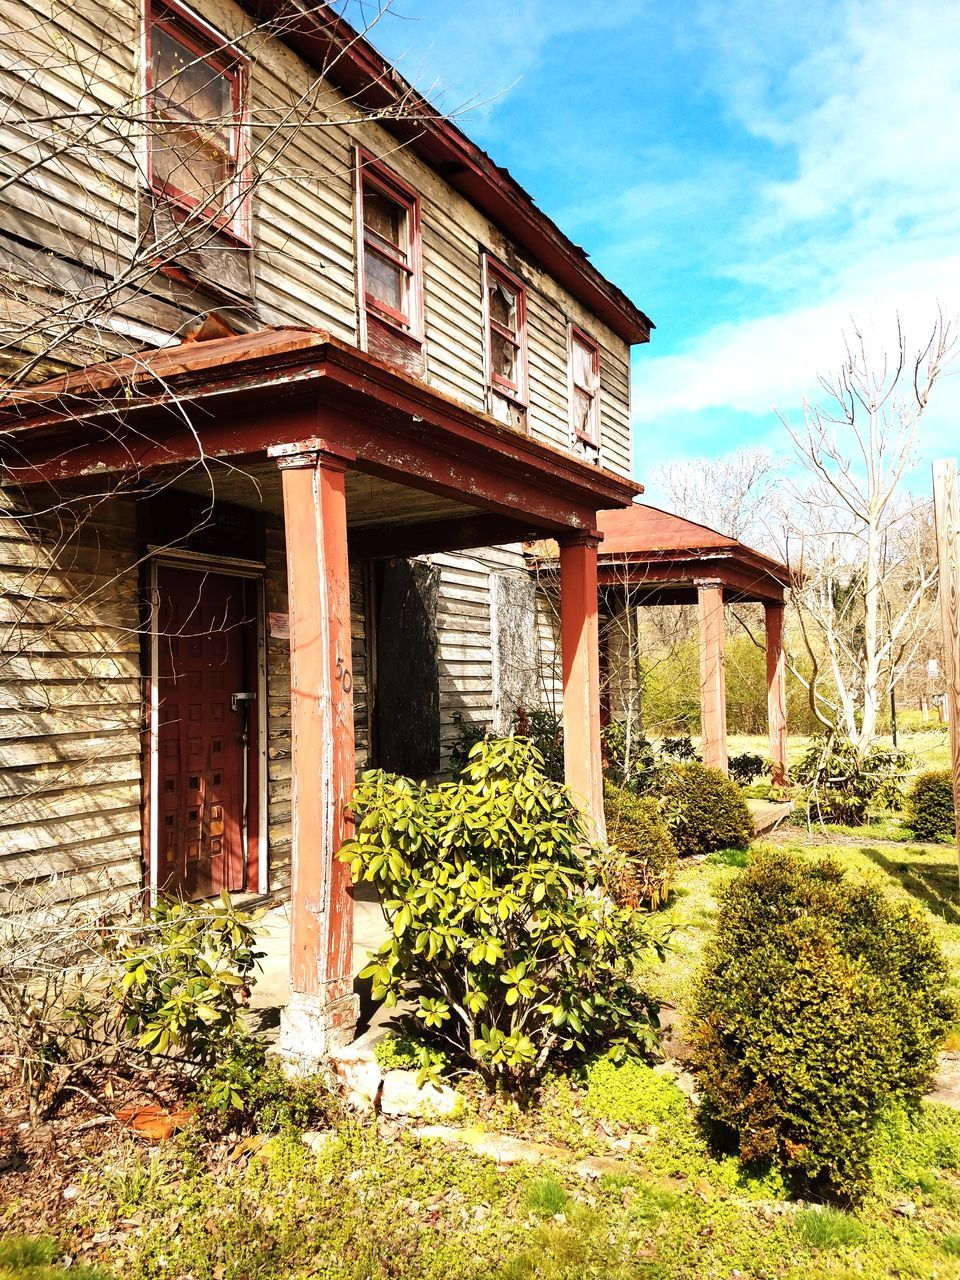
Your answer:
[489,279,516,330]
[491,330,517,383]
[572,339,596,389]
[573,386,594,436]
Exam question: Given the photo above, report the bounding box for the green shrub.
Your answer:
[658,761,753,857]
[660,736,700,762]
[907,770,957,841]
[691,850,953,1199]
[795,737,912,825]
[112,893,263,1062]
[602,721,658,790]
[374,1030,448,1076]
[728,752,767,785]
[603,783,678,908]
[579,1056,687,1128]
[192,1034,341,1132]
[341,737,663,1087]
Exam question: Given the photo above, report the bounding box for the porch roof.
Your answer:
[594,503,790,605]
[0,327,641,538]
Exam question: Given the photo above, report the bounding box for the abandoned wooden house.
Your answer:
[0,1,653,1054]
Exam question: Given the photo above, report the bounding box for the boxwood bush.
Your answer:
[691,850,953,1199]
[907,770,957,841]
[658,761,753,857]
[603,782,677,908]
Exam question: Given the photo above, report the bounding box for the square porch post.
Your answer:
[696,578,728,773]
[559,533,606,841]
[269,439,358,1060]
[765,600,788,785]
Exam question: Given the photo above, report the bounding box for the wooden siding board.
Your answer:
[0,493,142,896]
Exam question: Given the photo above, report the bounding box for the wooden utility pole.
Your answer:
[932,459,960,881]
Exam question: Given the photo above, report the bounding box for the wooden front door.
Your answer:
[154,565,258,900]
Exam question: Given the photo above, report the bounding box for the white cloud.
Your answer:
[634,0,960,460]
[348,0,639,122]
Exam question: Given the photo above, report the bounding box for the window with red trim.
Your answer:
[147,1,250,240]
[570,327,601,445]
[358,155,421,335]
[484,256,526,405]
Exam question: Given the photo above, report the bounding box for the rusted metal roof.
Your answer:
[594,503,791,599]
[598,503,741,556]
[4,328,326,410]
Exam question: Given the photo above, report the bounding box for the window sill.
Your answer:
[149,184,252,248]
[365,305,423,349]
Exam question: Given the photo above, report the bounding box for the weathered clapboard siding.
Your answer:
[0,490,143,903]
[534,579,564,718]
[426,547,562,770]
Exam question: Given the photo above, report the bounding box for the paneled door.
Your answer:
[154,565,258,899]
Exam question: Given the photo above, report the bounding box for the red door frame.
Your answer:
[145,552,267,902]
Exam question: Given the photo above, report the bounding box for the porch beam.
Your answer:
[697,579,728,773]
[348,512,541,560]
[596,558,787,603]
[559,533,606,841]
[765,601,788,785]
[271,438,358,1059]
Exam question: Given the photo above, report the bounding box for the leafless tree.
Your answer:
[652,445,783,549]
[779,314,955,751]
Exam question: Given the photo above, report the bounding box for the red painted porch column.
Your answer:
[559,533,606,841]
[269,439,358,1058]
[697,579,728,773]
[765,600,788,785]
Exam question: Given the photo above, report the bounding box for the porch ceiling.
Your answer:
[170,462,476,528]
[2,328,641,538]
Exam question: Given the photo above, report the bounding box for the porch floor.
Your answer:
[747,797,795,835]
[248,884,390,1036]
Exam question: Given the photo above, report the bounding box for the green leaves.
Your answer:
[340,737,664,1089]
[111,896,263,1065]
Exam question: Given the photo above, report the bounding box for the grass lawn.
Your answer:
[6,751,960,1279]
[723,728,954,775]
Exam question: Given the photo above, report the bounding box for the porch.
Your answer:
[593,504,793,783]
[1,326,639,1061]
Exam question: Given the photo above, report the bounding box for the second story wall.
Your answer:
[0,0,640,479]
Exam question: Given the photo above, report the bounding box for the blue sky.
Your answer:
[345,0,960,492]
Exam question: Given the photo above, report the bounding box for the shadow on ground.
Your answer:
[861,846,960,926]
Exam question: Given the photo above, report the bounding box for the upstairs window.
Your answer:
[484,256,526,405]
[358,153,422,337]
[147,2,250,241]
[569,326,601,446]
